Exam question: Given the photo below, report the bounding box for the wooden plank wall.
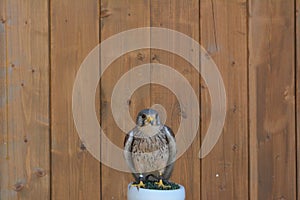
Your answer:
[297,0,300,199]
[0,0,50,199]
[51,0,100,200]
[0,0,299,199]
[249,1,296,199]
[201,0,248,199]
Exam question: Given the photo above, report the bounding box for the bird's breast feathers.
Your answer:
[137,125,161,137]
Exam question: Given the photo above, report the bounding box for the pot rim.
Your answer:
[128,182,185,192]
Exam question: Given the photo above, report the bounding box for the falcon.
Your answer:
[124,109,176,189]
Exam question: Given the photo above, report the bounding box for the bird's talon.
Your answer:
[155,179,171,189]
[131,181,145,189]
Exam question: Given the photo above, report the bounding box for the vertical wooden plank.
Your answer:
[296,0,300,199]
[100,0,150,199]
[150,1,200,199]
[0,0,50,199]
[249,0,296,199]
[200,0,248,199]
[0,0,8,197]
[51,0,100,199]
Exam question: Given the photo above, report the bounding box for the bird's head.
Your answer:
[136,109,161,127]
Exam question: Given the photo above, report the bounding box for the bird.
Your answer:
[124,108,176,189]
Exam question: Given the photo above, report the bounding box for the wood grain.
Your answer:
[200,0,248,199]
[0,0,8,197]
[249,0,296,199]
[51,0,100,199]
[100,0,150,199]
[296,1,300,199]
[0,0,50,199]
[150,0,201,199]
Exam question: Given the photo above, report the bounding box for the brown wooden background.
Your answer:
[0,0,299,199]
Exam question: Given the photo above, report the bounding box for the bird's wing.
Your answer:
[123,130,139,181]
[161,125,176,180]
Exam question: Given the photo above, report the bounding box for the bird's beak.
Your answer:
[146,116,154,123]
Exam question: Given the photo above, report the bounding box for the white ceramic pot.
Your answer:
[127,183,185,200]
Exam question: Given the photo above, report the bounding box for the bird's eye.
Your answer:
[141,114,146,119]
